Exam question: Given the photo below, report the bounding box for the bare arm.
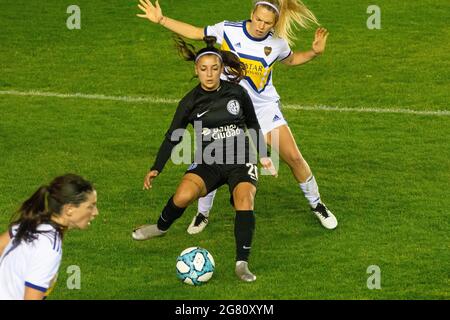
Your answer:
[282,50,318,66]
[0,231,10,256]
[137,0,204,40]
[282,27,329,66]
[24,287,46,300]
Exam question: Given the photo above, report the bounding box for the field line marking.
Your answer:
[0,89,179,104]
[1,89,449,117]
[284,104,450,116]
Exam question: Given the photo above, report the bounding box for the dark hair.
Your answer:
[174,35,246,83]
[10,174,94,245]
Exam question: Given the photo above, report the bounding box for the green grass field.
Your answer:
[0,0,449,300]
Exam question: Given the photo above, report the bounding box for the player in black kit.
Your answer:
[132,36,277,282]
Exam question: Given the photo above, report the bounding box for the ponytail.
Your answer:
[174,34,196,62]
[12,186,52,245]
[10,174,94,245]
[203,36,217,49]
[174,35,246,83]
[221,51,246,83]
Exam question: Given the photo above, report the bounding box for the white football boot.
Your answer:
[132,224,166,241]
[187,212,209,235]
[311,203,338,230]
[235,261,256,282]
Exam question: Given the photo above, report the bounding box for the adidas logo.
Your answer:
[272,114,281,122]
[235,42,241,48]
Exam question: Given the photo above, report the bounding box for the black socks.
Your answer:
[234,210,255,262]
[157,196,186,231]
[157,199,255,263]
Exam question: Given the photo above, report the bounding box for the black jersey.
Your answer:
[151,80,267,173]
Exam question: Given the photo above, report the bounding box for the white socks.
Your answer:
[197,189,217,217]
[299,175,321,209]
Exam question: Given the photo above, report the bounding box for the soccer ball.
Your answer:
[176,247,215,286]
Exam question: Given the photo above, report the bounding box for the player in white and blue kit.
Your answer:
[0,174,98,300]
[0,224,62,300]
[137,0,338,232]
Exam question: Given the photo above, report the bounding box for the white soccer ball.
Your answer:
[176,247,215,286]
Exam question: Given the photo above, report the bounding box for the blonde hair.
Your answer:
[253,0,319,46]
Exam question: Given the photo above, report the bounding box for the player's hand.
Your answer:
[260,157,278,178]
[312,27,329,55]
[143,170,159,190]
[137,0,164,24]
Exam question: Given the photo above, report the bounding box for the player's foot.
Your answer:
[235,261,256,282]
[311,203,338,230]
[187,212,209,235]
[132,224,166,241]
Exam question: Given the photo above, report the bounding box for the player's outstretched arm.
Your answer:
[137,0,204,40]
[0,231,10,256]
[281,27,329,66]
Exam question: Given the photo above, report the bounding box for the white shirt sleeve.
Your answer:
[204,21,225,45]
[25,238,61,293]
[277,39,292,61]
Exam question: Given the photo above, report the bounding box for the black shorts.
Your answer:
[185,162,258,196]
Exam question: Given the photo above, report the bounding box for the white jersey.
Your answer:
[205,20,292,109]
[0,224,62,300]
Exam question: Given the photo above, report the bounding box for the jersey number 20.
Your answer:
[246,163,258,181]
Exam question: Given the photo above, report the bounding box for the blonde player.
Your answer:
[137,0,338,232]
[0,174,98,300]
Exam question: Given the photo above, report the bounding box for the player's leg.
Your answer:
[188,189,217,235]
[228,162,259,282]
[232,182,257,282]
[132,173,207,240]
[266,124,311,182]
[266,124,337,229]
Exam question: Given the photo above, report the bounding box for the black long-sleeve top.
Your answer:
[151,80,267,173]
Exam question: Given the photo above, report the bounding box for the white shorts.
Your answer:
[255,100,288,135]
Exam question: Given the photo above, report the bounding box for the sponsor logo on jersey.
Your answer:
[210,124,242,140]
[239,58,275,92]
[202,127,211,136]
[227,99,240,115]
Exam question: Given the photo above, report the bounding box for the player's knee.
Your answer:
[285,152,306,168]
[233,194,254,210]
[173,189,197,207]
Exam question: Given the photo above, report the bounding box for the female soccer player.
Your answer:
[0,174,98,300]
[137,0,338,233]
[132,36,277,282]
